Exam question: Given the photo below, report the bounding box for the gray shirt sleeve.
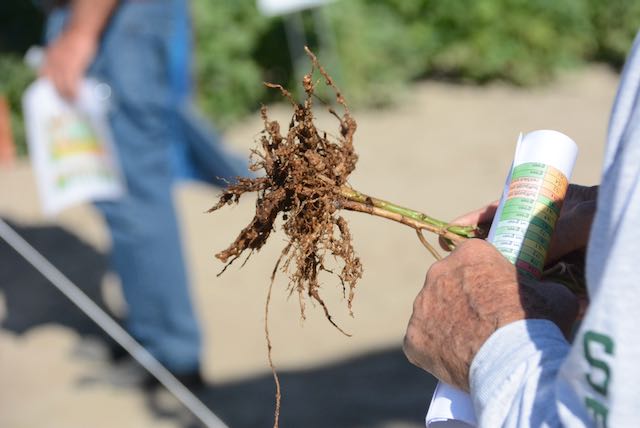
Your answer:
[469,320,589,428]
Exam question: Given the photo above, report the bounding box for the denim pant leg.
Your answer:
[46,2,202,373]
[175,102,251,185]
[98,3,201,374]
[166,0,250,185]
[96,156,202,374]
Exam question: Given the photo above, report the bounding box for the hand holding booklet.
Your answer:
[425,130,578,427]
[22,77,124,216]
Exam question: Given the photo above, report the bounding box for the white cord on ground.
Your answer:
[0,218,228,428]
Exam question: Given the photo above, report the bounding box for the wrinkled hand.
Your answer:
[440,184,598,263]
[41,29,98,99]
[404,239,578,391]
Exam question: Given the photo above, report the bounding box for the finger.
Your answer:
[59,68,80,100]
[452,200,500,226]
[438,201,500,251]
[62,69,76,99]
[50,69,67,99]
[66,72,80,100]
[438,236,455,252]
[39,64,50,78]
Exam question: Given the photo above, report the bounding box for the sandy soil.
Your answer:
[0,65,618,427]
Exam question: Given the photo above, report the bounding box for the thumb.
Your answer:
[438,201,499,251]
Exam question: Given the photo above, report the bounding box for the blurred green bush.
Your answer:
[2,0,640,156]
[191,0,639,126]
[0,55,36,156]
[0,0,42,156]
[587,0,640,67]
[191,0,271,127]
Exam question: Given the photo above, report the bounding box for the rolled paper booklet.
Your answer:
[425,129,578,428]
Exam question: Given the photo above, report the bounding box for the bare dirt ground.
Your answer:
[0,66,618,427]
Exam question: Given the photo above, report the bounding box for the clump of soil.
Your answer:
[209,48,362,331]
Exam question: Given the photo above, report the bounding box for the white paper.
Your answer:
[257,0,331,16]
[23,78,124,216]
[425,382,475,428]
[425,130,578,428]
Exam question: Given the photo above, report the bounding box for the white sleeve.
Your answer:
[469,320,596,428]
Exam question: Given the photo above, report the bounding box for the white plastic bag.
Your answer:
[22,77,125,216]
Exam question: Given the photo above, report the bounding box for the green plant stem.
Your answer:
[339,186,478,244]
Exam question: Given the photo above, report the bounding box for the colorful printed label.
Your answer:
[492,162,568,278]
[49,113,104,160]
[47,113,118,190]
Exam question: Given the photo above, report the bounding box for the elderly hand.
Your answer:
[403,239,578,391]
[41,28,98,99]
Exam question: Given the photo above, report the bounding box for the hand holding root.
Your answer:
[403,239,579,390]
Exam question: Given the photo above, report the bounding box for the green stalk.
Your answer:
[339,186,478,242]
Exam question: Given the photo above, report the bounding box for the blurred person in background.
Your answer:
[404,30,640,427]
[41,0,248,387]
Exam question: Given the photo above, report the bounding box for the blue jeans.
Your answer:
[46,0,247,373]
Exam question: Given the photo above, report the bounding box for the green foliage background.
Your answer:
[0,0,43,156]
[190,0,640,127]
[1,0,640,156]
[0,56,35,156]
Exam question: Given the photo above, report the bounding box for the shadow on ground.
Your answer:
[197,348,437,428]
[0,218,436,428]
[0,218,111,338]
